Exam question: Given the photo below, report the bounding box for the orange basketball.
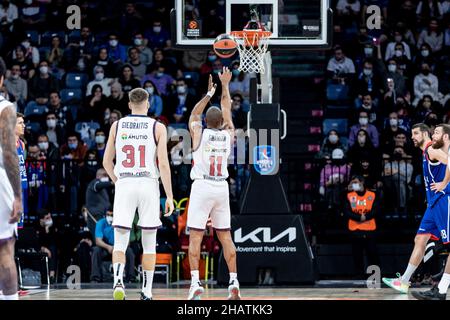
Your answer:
[213,34,238,59]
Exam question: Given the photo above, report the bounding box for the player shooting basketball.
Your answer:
[186,68,240,300]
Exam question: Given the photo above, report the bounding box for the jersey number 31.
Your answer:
[122,145,146,168]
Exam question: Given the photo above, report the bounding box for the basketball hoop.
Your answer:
[230,30,272,74]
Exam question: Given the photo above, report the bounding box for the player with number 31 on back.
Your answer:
[103,88,174,300]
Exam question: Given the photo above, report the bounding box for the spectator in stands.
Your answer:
[229,61,251,101]
[182,50,207,71]
[91,209,135,283]
[106,82,129,116]
[48,91,73,129]
[92,129,106,161]
[383,145,414,212]
[14,35,40,67]
[348,129,380,166]
[26,144,48,213]
[46,35,64,70]
[413,62,439,106]
[46,0,68,31]
[82,150,100,192]
[358,92,379,125]
[28,60,60,105]
[326,45,355,85]
[231,93,248,129]
[319,148,351,209]
[4,63,27,110]
[383,59,407,99]
[60,132,88,164]
[19,0,45,31]
[45,111,65,148]
[413,43,437,73]
[0,0,18,35]
[11,45,35,79]
[143,80,163,117]
[37,209,58,283]
[200,51,219,76]
[64,26,94,73]
[316,129,348,159]
[166,78,196,124]
[351,157,383,191]
[127,47,146,81]
[335,0,361,28]
[145,19,170,49]
[37,134,59,161]
[85,168,114,234]
[145,48,175,76]
[118,64,141,94]
[86,66,113,97]
[133,32,153,66]
[383,130,412,157]
[385,29,412,61]
[119,2,144,43]
[106,32,127,65]
[80,84,108,124]
[141,65,175,97]
[414,95,437,122]
[381,112,407,149]
[104,109,122,137]
[349,110,379,147]
[345,175,380,279]
[417,18,444,53]
[416,0,444,26]
[424,111,440,131]
[92,48,116,79]
[73,219,93,283]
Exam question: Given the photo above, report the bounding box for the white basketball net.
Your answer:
[232,31,271,74]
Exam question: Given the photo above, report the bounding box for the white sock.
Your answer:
[113,263,125,286]
[229,272,238,283]
[142,270,154,297]
[438,273,450,294]
[1,293,18,300]
[401,263,417,282]
[191,270,199,285]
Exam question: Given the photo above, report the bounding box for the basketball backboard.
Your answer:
[171,0,333,50]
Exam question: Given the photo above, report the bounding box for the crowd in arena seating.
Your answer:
[0,0,249,283]
[318,0,449,220]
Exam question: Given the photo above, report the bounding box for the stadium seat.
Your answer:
[325,104,351,118]
[184,71,200,86]
[25,122,42,135]
[65,73,88,89]
[326,84,349,102]
[323,118,348,136]
[60,89,82,104]
[25,30,40,45]
[69,104,80,122]
[40,31,66,47]
[38,46,50,59]
[67,30,81,43]
[24,102,48,118]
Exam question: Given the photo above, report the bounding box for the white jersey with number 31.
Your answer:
[114,115,159,179]
[191,128,231,181]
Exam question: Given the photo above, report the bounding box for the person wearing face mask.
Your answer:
[319,148,351,209]
[351,158,383,191]
[385,30,412,61]
[317,129,348,159]
[91,209,136,283]
[12,35,40,67]
[26,144,48,218]
[383,59,407,98]
[349,110,380,147]
[417,19,444,53]
[132,32,153,66]
[37,209,58,283]
[348,128,380,167]
[143,80,163,117]
[85,168,114,232]
[4,64,27,110]
[199,50,221,77]
[28,60,60,105]
[354,61,383,105]
[381,112,407,149]
[383,145,413,213]
[345,175,380,279]
[91,129,107,161]
[145,20,170,50]
[48,91,73,129]
[37,133,59,161]
[229,61,251,101]
[92,48,115,78]
[142,66,175,97]
[167,78,195,123]
[106,81,129,116]
[86,65,113,97]
[229,93,248,129]
[60,133,88,164]
[413,62,440,106]
[106,33,127,64]
[45,111,65,148]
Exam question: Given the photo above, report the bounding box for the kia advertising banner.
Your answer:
[218,215,316,284]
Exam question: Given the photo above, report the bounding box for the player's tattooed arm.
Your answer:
[0,106,21,199]
[103,121,118,183]
[218,66,235,133]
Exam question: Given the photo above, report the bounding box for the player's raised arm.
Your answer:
[0,106,22,223]
[218,66,234,135]
[155,122,174,216]
[103,121,118,183]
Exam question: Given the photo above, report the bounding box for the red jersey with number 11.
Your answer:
[114,115,159,179]
[191,128,231,182]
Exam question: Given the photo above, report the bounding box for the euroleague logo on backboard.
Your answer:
[187,20,201,37]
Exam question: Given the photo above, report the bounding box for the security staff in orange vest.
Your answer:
[345,175,380,279]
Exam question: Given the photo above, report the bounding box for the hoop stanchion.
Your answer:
[230,30,272,74]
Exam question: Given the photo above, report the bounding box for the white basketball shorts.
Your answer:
[0,169,16,240]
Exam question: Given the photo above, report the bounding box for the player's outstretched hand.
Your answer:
[164,198,175,217]
[431,181,446,193]
[207,74,217,97]
[218,66,232,84]
[9,197,23,224]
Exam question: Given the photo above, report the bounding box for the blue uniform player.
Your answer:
[15,113,27,229]
[383,123,449,296]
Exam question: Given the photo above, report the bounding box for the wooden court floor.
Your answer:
[19,285,443,300]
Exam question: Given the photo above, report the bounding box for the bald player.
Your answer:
[186,68,240,300]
